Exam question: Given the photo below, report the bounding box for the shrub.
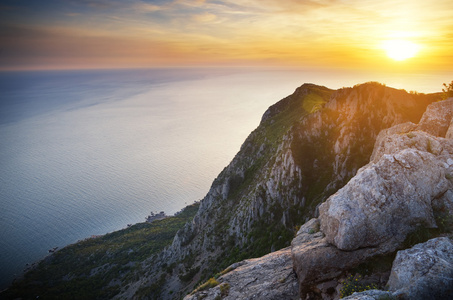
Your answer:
[219,283,230,297]
[442,81,453,99]
[191,277,219,294]
[339,274,378,298]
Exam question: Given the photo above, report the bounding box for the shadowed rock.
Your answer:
[292,98,453,298]
[388,237,453,300]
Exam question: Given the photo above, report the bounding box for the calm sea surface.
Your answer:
[0,67,449,288]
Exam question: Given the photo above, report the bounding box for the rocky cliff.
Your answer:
[2,82,446,300]
[115,82,439,299]
[188,98,453,300]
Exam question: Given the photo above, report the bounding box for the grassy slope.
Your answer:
[2,203,199,300]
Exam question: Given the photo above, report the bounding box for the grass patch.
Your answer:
[2,203,200,300]
[191,277,219,294]
[302,93,327,113]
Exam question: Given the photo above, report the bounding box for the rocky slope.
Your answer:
[188,98,453,300]
[1,82,443,300]
[116,82,438,299]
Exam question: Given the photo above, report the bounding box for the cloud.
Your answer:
[1,0,452,70]
[135,3,163,12]
[68,0,115,9]
[192,12,217,23]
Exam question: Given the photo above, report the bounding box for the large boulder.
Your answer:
[292,99,453,298]
[416,98,453,137]
[319,98,453,252]
[291,219,381,299]
[319,147,451,252]
[387,237,453,299]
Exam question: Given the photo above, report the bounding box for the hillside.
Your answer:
[187,97,453,300]
[2,82,447,300]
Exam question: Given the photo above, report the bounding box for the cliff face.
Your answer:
[4,82,442,300]
[1,83,444,299]
[117,83,437,299]
[187,98,453,300]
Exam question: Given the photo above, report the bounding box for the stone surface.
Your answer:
[320,98,453,252]
[111,84,440,299]
[342,290,394,300]
[416,98,453,137]
[433,189,453,216]
[184,247,298,300]
[446,116,453,139]
[292,98,453,298]
[370,129,453,164]
[291,220,381,299]
[387,237,453,300]
[319,148,450,252]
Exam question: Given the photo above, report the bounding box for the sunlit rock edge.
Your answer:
[187,98,453,300]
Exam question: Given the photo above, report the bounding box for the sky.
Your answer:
[1,0,453,72]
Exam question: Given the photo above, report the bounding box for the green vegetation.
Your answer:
[2,203,200,300]
[351,253,396,277]
[218,266,234,277]
[436,213,453,233]
[339,274,378,298]
[302,93,327,113]
[402,215,453,250]
[191,277,219,294]
[219,283,230,297]
[191,86,335,288]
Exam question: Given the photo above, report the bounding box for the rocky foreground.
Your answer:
[186,98,453,300]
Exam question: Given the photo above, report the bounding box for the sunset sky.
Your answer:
[1,0,453,71]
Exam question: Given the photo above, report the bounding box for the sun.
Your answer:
[382,39,420,61]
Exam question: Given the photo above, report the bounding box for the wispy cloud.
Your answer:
[192,12,217,23]
[1,0,452,70]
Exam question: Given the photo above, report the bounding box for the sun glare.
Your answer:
[383,40,420,61]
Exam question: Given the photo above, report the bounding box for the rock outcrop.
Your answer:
[190,98,453,300]
[293,98,453,298]
[388,237,453,299]
[185,247,298,300]
[138,84,437,300]
[342,237,453,300]
[3,84,449,300]
[319,143,451,252]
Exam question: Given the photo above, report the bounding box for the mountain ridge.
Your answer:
[106,81,442,299]
[187,97,453,300]
[2,82,447,300]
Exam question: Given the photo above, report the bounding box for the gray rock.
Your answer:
[118,84,439,299]
[342,289,394,300]
[319,100,453,252]
[291,221,381,299]
[319,148,450,252]
[446,116,453,139]
[417,98,453,137]
[292,98,453,298]
[370,129,453,164]
[185,247,298,300]
[387,237,453,300]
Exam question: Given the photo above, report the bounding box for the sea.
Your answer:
[0,67,450,289]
